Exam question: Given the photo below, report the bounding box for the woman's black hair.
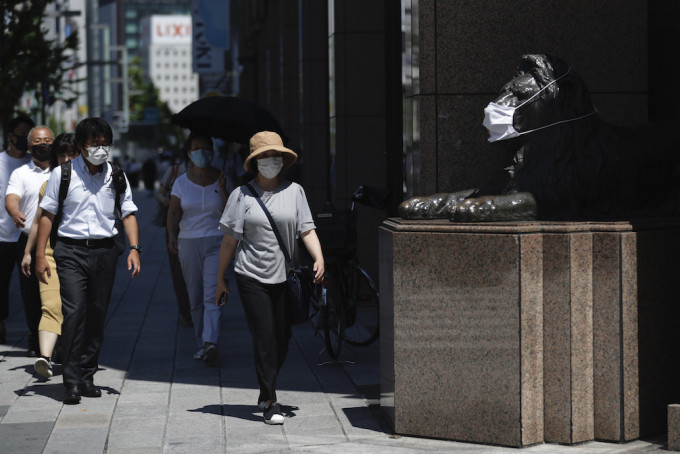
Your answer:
[183,131,213,163]
[49,133,78,170]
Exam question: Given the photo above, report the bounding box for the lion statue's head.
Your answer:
[490,54,595,140]
[500,54,679,220]
[400,54,680,221]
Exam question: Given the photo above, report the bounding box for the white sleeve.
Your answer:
[39,167,61,215]
[119,172,139,218]
[295,184,316,235]
[5,168,24,197]
[218,186,246,240]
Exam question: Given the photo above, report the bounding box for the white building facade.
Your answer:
[140,15,199,114]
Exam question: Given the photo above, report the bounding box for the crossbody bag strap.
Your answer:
[171,164,179,184]
[245,183,295,269]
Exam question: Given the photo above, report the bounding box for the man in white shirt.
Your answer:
[35,117,141,405]
[5,125,54,356]
[0,114,35,345]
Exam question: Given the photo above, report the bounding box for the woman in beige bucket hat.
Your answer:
[216,131,325,425]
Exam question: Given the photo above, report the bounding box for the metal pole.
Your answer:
[103,27,111,109]
[109,46,129,133]
[86,0,100,117]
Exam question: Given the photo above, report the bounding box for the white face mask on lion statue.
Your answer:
[399,53,679,222]
[482,69,596,142]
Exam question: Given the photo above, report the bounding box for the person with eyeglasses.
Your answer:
[5,125,55,356]
[0,114,35,345]
[34,118,141,405]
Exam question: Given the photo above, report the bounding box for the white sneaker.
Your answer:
[34,357,53,378]
[193,348,206,360]
[264,402,284,425]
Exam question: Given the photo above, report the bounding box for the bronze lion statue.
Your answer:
[399,54,680,221]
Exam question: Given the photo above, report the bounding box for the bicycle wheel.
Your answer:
[343,265,379,346]
[320,273,345,359]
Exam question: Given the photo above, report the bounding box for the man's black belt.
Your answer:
[58,237,115,248]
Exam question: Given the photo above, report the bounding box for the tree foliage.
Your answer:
[0,0,80,137]
[126,55,185,152]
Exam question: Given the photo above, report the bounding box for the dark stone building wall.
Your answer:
[231,0,679,284]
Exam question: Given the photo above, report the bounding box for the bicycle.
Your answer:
[312,185,389,360]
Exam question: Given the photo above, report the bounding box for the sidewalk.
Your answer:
[0,189,669,453]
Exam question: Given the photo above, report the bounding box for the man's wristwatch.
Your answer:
[130,245,141,253]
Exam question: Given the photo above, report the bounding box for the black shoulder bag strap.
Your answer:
[50,161,72,247]
[109,162,127,217]
[246,183,295,271]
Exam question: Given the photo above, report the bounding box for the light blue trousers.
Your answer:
[178,236,223,347]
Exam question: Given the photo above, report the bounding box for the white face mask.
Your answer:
[258,156,284,179]
[483,69,574,142]
[85,145,110,165]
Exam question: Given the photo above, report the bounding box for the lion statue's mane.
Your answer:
[399,54,680,221]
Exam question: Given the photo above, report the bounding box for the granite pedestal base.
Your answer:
[669,404,680,451]
[379,218,680,447]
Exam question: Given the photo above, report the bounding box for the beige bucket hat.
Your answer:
[244,131,297,173]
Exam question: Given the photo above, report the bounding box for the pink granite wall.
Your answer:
[380,219,680,447]
[380,220,544,447]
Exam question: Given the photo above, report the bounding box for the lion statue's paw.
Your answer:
[398,189,477,220]
[452,192,538,222]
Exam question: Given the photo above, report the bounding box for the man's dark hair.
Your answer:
[50,132,77,170]
[75,117,113,147]
[7,114,35,134]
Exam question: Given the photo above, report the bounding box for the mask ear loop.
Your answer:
[513,68,598,135]
[517,108,598,136]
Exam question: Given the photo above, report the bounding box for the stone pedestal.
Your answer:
[379,219,680,447]
[669,404,680,452]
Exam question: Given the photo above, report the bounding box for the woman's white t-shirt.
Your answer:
[171,173,224,238]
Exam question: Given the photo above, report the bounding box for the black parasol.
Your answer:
[171,96,287,144]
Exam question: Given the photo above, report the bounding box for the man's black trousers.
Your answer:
[53,240,118,386]
[0,241,17,321]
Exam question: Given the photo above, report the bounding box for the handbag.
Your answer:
[151,202,168,227]
[246,184,316,324]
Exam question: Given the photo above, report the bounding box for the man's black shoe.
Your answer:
[80,382,102,398]
[27,334,38,357]
[63,384,81,405]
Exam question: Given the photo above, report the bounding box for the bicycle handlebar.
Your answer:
[351,185,390,210]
